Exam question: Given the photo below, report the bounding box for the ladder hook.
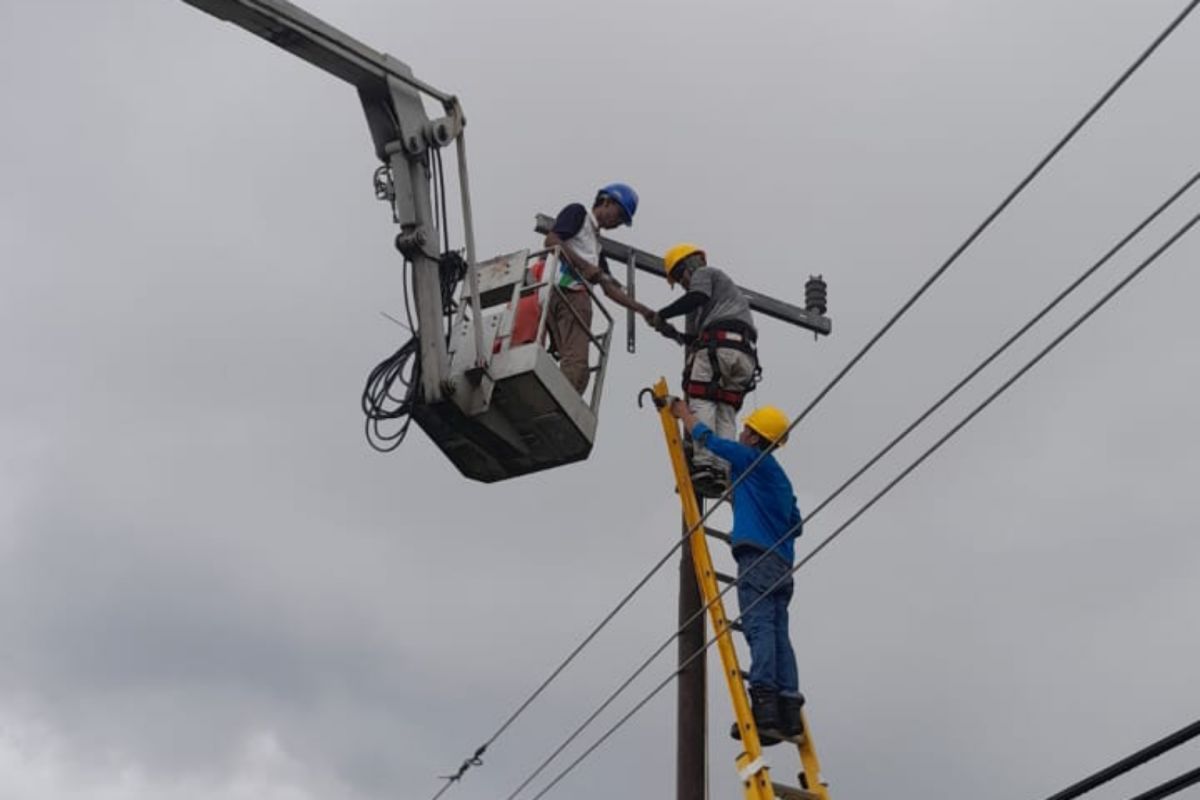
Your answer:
[638,388,667,412]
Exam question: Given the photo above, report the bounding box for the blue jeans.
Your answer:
[735,547,799,695]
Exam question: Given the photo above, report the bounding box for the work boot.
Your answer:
[778,692,805,738]
[728,685,783,745]
[690,466,729,499]
[729,721,782,747]
[750,685,781,731]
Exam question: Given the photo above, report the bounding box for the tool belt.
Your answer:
[683,321,761,410]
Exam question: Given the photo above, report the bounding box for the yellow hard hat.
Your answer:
[663,243,705,286]
[744,406,790,446]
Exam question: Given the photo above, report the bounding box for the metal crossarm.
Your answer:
[648,378,830,800]
[535,216,832,335]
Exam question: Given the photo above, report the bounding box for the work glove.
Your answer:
[651,315,684,343]
[661,325,686,344]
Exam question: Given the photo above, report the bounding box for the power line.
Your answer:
[776,0,1200,442]
[799,169,1200,523]
[500,169,1200,800]
[519,211,1200,800]
[1127,766,1200,800]
[1044,718,1200,800]
[427,1,1200,794]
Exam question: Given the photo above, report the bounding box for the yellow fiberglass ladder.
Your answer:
[646,378,830,800]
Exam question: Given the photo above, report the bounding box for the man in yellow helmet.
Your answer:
[668,398,805,743]
[646,244,759,496]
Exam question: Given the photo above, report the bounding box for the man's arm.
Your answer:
[650,318,690,345]
[544,232,602,282]
[597,273,653,316]
[548,243,650,315]
[654,266,711,325]
[646,289,707,332]
[667,398,755,470]
[669,396,701,436]
[657,290,707,321]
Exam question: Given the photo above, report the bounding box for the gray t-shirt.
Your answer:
[685,265,756,336]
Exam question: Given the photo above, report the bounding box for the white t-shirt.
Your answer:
[549,203,608,290]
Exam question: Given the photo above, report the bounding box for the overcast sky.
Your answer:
[3,1,1200,799]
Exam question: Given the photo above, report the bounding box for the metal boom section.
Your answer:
[180,0,479,401]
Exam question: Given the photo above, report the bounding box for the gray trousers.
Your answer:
[686,346,757,473]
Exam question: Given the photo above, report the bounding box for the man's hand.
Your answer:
[656,319,685,344]
[668,396,700,433]
[643,310,676,334]
[637,309,685,343]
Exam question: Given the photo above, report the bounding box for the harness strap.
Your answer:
[696,332,757,356]
[685,380,747,410]
[682,326,763,411]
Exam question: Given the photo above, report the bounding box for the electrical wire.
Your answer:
[498,169,1200,800]
[1043,718,1200,800]
[1126,766,1200,800]
[430,4,1200,792]
[518,210,1200,800]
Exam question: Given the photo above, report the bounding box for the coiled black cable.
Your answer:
[361,250,467,452]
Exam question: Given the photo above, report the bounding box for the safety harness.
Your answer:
[682,321,761,411]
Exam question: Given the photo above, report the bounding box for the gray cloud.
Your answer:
[2,1,1200,799]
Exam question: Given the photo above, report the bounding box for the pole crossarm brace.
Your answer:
[535,214,832,335]
[180,0,454,104]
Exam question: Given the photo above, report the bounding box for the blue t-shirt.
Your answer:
[693,422,803,563]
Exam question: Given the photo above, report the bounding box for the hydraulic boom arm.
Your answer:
[180,0,481,402]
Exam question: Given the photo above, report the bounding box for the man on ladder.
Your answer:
[648,244,760,497]
[668,397,804,743]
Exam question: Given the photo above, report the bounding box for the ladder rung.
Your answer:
[704,526,731,542]
[772,782,821,800]
[714,570,736,584]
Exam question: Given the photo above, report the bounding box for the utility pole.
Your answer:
[678,511,708,800]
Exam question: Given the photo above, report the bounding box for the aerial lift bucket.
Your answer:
[412,249,614,482]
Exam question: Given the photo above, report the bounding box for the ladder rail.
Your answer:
[650,379,776,800]
[796,708,828,799]
[650,378,831,800]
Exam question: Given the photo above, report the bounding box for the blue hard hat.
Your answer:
[597,182,639,225]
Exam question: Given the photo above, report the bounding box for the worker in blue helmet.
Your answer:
[543,182,651,393]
